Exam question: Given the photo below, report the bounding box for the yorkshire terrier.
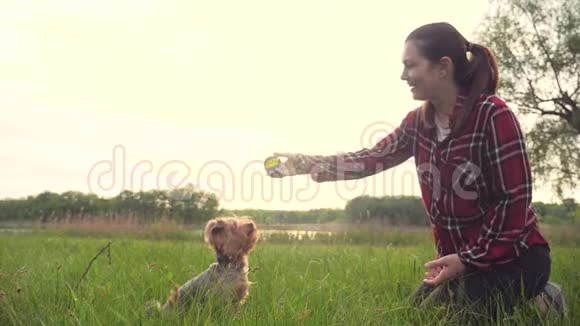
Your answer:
[160,217,259,313]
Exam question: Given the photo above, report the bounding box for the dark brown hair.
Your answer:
[405,22,499,133]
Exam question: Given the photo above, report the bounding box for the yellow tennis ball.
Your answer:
[264,157,281,170]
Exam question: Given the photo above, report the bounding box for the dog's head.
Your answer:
[204,217,259,259]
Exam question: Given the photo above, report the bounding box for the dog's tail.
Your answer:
[145,285,181,318]
[162,286,181,309]
[145,300,162,317]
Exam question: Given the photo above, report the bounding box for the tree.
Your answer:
[477,0,580,196]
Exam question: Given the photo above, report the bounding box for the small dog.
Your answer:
[162,217,259,312]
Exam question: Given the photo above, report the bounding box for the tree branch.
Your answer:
[517,78,570,117]
[520,103,571,119]
[516,2,568,100]
[554,98,574,120]
[515,91,570,111]
[506,35,535,83]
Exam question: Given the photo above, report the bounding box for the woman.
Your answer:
[267,22,566,316]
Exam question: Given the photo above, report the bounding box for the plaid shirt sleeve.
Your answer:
[458,104,533,270]
[292,110,417,182]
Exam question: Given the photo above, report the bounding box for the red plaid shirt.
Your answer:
[298,94,547,271]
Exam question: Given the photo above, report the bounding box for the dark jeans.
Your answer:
[412,244,551,314]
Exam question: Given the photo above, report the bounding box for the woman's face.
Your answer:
[400,41,444,101]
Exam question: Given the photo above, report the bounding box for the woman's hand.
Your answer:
[267,152,304,177]
[422,254,466,286]
[424,265,442,281]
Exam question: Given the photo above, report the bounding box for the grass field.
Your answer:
[0,228,578,325]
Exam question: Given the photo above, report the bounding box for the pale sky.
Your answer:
[1,0,575,210]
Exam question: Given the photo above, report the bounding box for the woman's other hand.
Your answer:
[422,254,466,286]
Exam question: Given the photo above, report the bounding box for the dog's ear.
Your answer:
[240,221,256,236]
[204,219,225,244]
[211,224,225,235]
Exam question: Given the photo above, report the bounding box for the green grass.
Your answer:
[0,231,577,325]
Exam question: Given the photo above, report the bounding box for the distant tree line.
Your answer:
[344,196,579,226]
[224,208,346,224]
[345,196,429,226]
[0,186,219,224]
[534,198,580,225]
[0,189,577,225]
